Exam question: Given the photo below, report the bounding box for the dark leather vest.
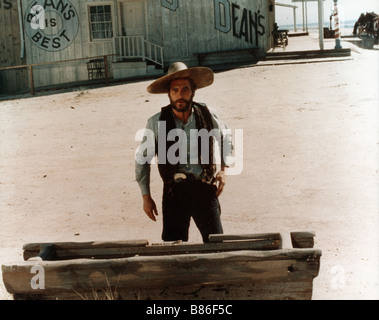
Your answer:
[157,102,216,186]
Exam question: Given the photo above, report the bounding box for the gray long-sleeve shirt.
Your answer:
[135,105,233,196]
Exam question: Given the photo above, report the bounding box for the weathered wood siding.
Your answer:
[0,0,28,93]
[21,0,115,88]
[1,0,274,92]
[149,0,273,64]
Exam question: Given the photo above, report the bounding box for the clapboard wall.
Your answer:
[21,0,115,89]
[150,0,273,64]
[0,0,28,93]
[2,0,274,93]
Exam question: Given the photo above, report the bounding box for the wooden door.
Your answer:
[120,1,146,36]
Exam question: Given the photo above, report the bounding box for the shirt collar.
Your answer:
[173,107,194,126]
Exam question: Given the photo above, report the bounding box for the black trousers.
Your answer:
[162,181,223,242]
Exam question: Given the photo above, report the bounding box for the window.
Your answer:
[89,5,113,40]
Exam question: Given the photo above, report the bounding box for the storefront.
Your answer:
[0,0,275,93]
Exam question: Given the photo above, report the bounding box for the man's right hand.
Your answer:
[143,195,158,221]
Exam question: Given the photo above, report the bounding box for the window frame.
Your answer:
[88,2,115,42]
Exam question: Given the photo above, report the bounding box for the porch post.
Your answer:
[302,0,305,31]
[318,0,324,50]
[28,65,35,95]
[305,0,308,33]
[141,36,146,62]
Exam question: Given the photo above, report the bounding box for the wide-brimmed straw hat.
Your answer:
[147,62,214,94]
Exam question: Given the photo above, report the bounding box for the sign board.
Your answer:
[24,0,79,52]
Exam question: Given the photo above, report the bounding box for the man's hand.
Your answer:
[143,195,158,221]
[214,168,226,197]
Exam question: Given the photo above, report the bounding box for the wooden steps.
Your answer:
[265,48,351,60]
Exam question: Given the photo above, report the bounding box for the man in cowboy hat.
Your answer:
[135,62,233,242]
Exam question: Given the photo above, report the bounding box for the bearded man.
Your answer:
[135,62,233,242]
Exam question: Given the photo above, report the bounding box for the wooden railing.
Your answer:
[113,36,164,68]
[0,54,114,96]
[113,36,145,60]
[144,39,164,68]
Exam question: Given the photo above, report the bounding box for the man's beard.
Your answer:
[170,97,193,113]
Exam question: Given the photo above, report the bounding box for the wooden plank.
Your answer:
[265,53,352,61]
[2,249,321,298]
[209,232,281,242]
[291,232,315,248]
[23,239,280,261]
[13,279,317,300]
[266,48,351,57]
[23,239,149,251]
[23,239,149,260]
[1,4,16,91]
[104,55,109,86]
[265,48,352,61]
[0,6,5,65]
[28,65,34,95]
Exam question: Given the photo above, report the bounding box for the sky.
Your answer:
[275,0,379,26]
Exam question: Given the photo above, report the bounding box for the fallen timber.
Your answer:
[2,232,321,300]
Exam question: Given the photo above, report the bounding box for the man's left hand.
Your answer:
[214,169,226,197]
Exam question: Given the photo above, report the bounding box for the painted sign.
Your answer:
[24,0,79,51]
[0,0,13,9]
[214,0,266,45]
[162,0,178,11]
[162,0,266,46]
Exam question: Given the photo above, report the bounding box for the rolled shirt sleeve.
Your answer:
[209,109,234,168]
[135,114,159,196]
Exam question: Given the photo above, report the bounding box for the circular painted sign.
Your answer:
[24,0,79,52]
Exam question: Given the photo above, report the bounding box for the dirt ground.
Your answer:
[0,38,378,300]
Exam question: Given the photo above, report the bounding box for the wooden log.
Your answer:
[23,239,280,261]
[209,233,281,242]
[23,240,149,261]
[13,280,317,300]
[23,239,149,251]
[2,249,321,300]
[38,244,57,261]
[291,232,315,248]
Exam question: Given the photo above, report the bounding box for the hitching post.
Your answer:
[333,0,342,49]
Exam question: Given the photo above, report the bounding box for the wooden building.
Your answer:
[0,0,28,93]
[0,0,276,94]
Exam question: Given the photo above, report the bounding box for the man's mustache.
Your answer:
[175,99,188,104]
